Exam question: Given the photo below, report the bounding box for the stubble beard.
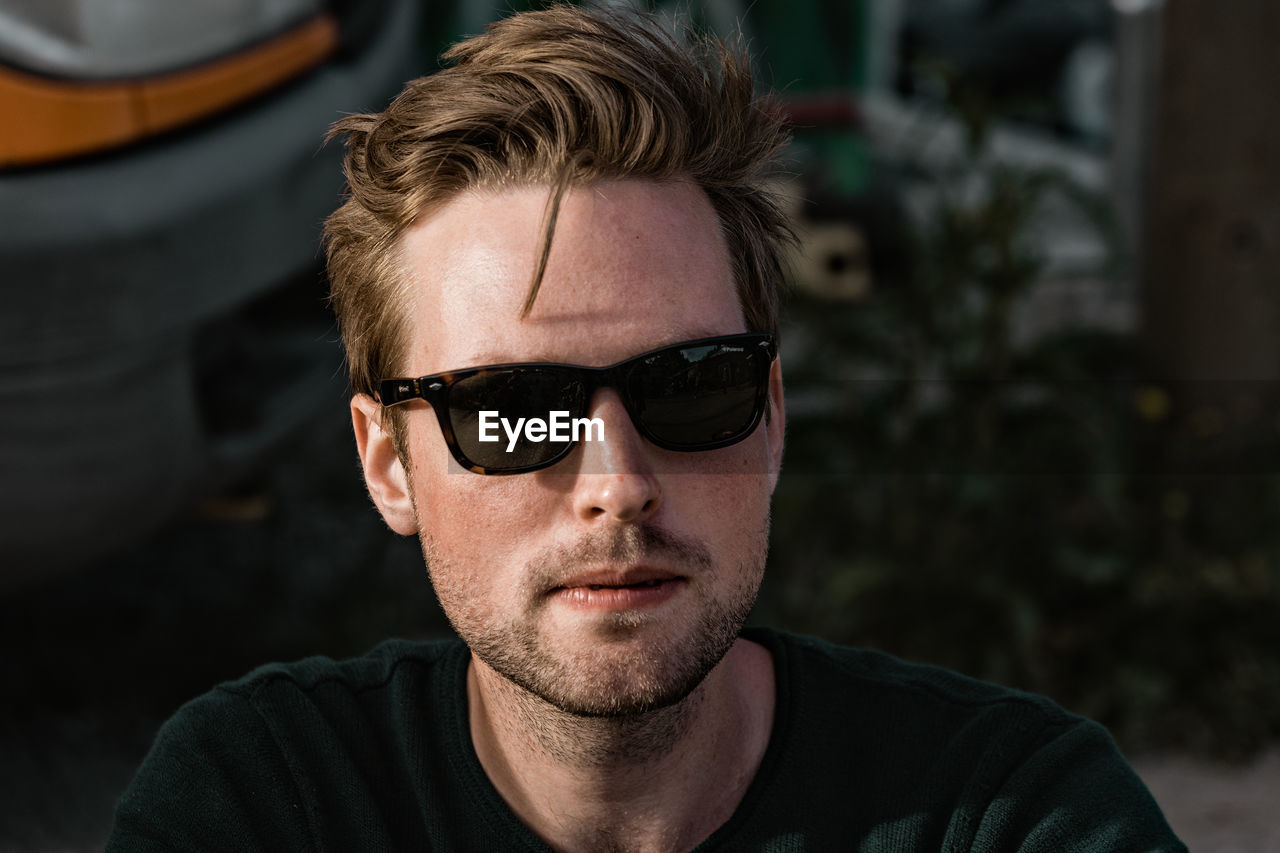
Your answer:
[420,521,768,721]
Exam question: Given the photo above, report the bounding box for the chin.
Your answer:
[470,592,754,718]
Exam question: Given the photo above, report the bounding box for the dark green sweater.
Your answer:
[108,629,1185,851]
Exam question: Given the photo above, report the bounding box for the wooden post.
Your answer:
[1142,0,1280,382]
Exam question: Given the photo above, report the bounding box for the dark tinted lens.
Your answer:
[448,368,586,470]
[631,342,764,447]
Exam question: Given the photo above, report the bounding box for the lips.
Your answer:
[584,579,664,589]
[547,566,686,611]
[549,566,682,593]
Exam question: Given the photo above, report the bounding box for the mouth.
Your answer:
[548,570,686,610]
[550,566,681,591]
[578,578,667,591]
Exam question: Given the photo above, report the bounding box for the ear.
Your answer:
[351,394,418,535]
[765,355,786,493]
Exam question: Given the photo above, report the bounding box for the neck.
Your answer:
[467,638,774,853]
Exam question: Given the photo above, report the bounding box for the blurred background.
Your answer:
[0,0,1276,848]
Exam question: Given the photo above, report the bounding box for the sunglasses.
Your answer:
[378,333,776,474]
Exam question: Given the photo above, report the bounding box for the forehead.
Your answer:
[396,179,743,372]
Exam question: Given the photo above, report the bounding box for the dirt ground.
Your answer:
[1133,747,1280,852]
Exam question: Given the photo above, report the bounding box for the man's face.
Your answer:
[356,179,784,716]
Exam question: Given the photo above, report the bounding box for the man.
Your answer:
[109,6,1185,851]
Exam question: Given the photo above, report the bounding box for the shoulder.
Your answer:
[739,628,1186,851]
[212,635,464,705]
[158,635,468,748]
[746,626,1088,795]
[107,636,468,851]
[168,634,470,777]
[751,627,1075,728]
[760,627,1106,788]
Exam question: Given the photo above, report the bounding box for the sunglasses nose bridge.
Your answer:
[572,378,659,473]
[597,361,642,429]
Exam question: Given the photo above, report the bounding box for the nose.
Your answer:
[570,388,662,523]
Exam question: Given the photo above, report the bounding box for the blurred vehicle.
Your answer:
[0,0,425,583]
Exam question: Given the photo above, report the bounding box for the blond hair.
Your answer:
[324,4,792,444]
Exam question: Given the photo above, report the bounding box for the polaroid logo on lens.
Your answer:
[477,411,605,452]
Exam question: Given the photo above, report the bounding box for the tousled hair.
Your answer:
[324,4,793,448]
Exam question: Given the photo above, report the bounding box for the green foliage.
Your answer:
[764,106,1280,759]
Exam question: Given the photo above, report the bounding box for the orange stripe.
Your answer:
[0,14,339,168]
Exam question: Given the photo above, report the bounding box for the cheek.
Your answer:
[679,434,775,513]
[405,424,485,551]
[415,478,517,564]
[413,478,530,623]
[408,442,557,573]
[669,470,773,554]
